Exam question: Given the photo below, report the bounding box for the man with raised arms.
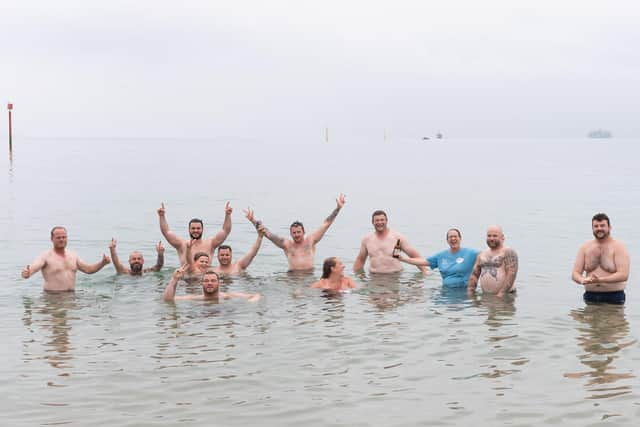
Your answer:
[353,210,428,274]
[21,226,111,291]
[245,194,346,272]
[109,238,165,275]
[163,265,260,302]
[213,209,265,276]
[157,201,232,265]
[571,213,630,305]
[467,225,518,297]
[311,257,357,293]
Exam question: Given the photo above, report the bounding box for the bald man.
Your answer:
[467,225,518,297]
[109,238,164,275]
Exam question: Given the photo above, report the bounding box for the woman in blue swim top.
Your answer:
[398,228,479,288]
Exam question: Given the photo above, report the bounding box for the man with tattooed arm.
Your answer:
[245,194,346,272]
[467,225,518,297]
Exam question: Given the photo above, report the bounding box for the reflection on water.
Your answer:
[361,272,425,311]
[22,293,79,369]
[565,304,636,399]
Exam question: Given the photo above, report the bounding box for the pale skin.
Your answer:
[311,259,357,293]
[353,213,428,274]
[571,219,629,292]
[157,201,232,265]
[467,225,518,298]
[183,240,211,282]
[163,265,261,302]
[109,238,164,275]
[245,194,346,271]
[21,228,111,291]
[214,211,265,276]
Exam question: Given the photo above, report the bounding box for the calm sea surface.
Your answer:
[1,136,639,426]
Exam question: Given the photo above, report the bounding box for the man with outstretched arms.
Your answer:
[163,265,260,302]
[213,209,265,276]
[572,213,630,304]
[109,238,164,275]
[353,210,428,274]
[245,194,346,272]
[21,226,111,291]
[157,201,232,265]
[467,225,518,297]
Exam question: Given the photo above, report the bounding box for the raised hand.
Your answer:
[173,264,188,279]
[21,265,31,279]
[244,208,255,223]
[102,254,111,265]
[224,201,233,216]
[157,202,166,217]
[109,238,117,250]
[156,241,165,254]
[336,193,346,209]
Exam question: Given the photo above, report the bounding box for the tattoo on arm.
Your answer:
[503,249,519,286]
[266,231,286,248]
[325,207,340,223]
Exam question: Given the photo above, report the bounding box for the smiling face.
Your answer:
[189,219,203,240]
[485,226,504,249]
[128,252,144,273]
[331,259,345,275]
[201,271,220,295]
[446,229,461,251]
[217,247,232,266]
[592,220,610,240]
[194,254,211,271]
[50,227,68,250]
[372,214,388,233]
[290,225,305,244]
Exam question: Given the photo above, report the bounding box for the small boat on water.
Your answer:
[587,129,612,138]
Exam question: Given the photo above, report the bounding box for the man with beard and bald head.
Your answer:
[467,225,518,298]
[157,201,232,265]
[109,238,165,275]
[572,213,630,304]
[163,266,260,302]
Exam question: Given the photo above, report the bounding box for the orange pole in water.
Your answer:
[7,103,13,153]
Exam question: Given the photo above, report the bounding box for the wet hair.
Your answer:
[194,252,210,262]
[321,257,338,279]
[446,228,462,239]
[189,218,204,227]
[50,226,67,237]
[371,210,387,220]
[202,270,219,280]
[592,213,610,226]
[218,245,232,253]
[290,221,305,232]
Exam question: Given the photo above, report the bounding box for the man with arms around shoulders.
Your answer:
[353,210,428,274]
[163,265,260,302]
[157,201,232,265]
[109,238,165,275]
[467,225,518,298]
[572,213,630,305]
[21,226,111,292]
[245,194,346,272]
[311,257,357,293]
[213,209,265,276]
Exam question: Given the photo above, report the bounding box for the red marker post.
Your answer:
[7,103,13,153]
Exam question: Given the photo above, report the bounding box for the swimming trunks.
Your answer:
[583,290,625,305]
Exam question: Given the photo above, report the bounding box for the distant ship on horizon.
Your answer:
[587,129,612,138]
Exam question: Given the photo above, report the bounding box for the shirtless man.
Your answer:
[467,225,518,298]
[571,213,630,304]
[157,201,232,265]
[213,214,264,276]
[245,194,346,271]
[353,210,427,274]
[311,257,357,293]
[109,238,165,275]
[163,265,260,302]
[21,226,111,291]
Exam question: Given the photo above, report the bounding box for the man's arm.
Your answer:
[158,202,183,249]
[145,241,165,273]
[222,291,261,302]
[571,247,587,284]
[309,194,346,244]
[353,240,368,272]
[77,254,111,274]
[210,202,233,249]
[399,237,429,275]
[237,231,264,271]
[398,254,429,267]
[467,257,481,294]
[21,254,47,279]
[163,265,187,302]
[109,238,128,274]
[497,248,518,297]
[245,207,288,250]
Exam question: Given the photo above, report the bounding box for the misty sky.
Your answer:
[2,0,639,139]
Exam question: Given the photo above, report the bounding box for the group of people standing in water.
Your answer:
[20,194,630,305]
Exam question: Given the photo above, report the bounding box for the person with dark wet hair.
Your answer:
[311,257,356,292]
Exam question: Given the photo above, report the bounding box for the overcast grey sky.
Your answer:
[2,0,639,139]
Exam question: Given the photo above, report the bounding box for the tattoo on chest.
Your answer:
[480,256,503,279]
